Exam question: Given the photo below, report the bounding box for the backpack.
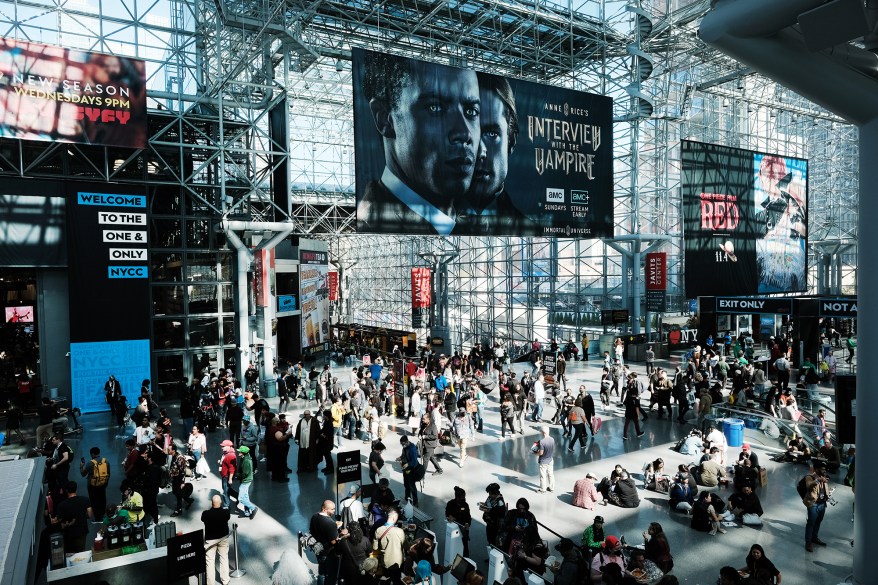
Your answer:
[796,475,812,499]
[340,498,355,527]
[89,457,110,487]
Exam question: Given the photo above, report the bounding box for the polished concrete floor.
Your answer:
[9,353,854,585]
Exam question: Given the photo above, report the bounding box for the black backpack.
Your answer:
[796,474,812,499]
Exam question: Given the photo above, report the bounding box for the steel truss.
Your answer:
[0,0,860,359]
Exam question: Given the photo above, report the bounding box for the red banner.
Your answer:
[411,268,431,328]
[254,249,274,307]
[328,270,339,301]
[645,252,667,291]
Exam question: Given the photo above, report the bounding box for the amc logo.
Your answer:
[546,188,565,203]
[571,190,590,205]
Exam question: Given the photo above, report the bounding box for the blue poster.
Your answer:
[70,339,150,414]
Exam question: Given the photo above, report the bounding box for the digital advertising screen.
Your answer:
[682,140,808,297]
[5,306,33,323]
[352,48,614,238]
[0,37,147,148]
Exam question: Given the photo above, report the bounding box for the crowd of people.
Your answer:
[21,326,853,584]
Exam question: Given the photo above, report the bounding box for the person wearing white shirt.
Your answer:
[340,484,366,523]
[134,418,155,446]
[531,374,546,422]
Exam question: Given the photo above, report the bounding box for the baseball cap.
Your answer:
[348,484,361,495]
[742,443,751,451]
[243,415,251,423]
[220,440,234,447]
[594,516,605,524]
[605,536,621,550]
[237,445,250,453]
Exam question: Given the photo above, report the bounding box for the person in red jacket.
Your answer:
[219,440,237,510]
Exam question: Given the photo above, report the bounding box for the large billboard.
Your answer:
[299,249,329,353]
[0,38,147,148]
[682,140,808,297]
[352,48,613,237]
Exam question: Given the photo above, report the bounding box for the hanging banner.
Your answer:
[253,249,274,308]
[0,38,147,148]
[411,267,432,329]
[328,270,339,301]
[645,252,667,312]
[682,140,808,297]
[300,249,329,352]
[353,48,613,237]
[66,183,150,413]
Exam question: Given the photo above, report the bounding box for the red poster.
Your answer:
[411,268,431,328]
[328,271,339,301]
[254,249,273,307]
[646,252,667,291]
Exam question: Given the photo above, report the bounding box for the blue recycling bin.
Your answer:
[723,418,745,448]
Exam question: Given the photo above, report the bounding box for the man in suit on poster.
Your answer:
[456,72,529,235]
[358,52,481,235]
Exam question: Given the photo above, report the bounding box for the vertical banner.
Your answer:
[543,352,557,385]
[254,249,273,307]
[299,249,329,355]
[328,270,339,302]
[411,268,432,329]
[645,252,667,312]
[66,185,150,413]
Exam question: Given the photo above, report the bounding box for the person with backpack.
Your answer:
[800,461,833,552]
[398,435,424,505]
[80,446,110,521]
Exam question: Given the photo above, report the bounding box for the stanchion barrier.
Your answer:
[230,522,246,578]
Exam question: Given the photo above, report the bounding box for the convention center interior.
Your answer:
[0,0,873,584]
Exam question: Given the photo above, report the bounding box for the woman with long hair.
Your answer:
[643,522,674,573]
[740,544,782,584]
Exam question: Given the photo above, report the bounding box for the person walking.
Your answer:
[235,445,257,518]
[168,443,193,517]
[202,494,232,585]
[79,446,110,520]
[418,412,443,474]
[219,440,237,509]
[567,399,588,451]
[622,385,644,440]
[500,393,516,438]
[535,426,555,493]
[452,410,475,467]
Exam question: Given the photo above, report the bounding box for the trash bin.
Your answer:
[722,418,745,448]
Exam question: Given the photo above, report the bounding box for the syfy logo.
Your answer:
[546,188,565,203]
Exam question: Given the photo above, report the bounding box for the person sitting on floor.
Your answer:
[573,472,601,510]
[695,450,727,487]
[691,492,727,535]
[733,457,759,492]
[728,485,764,526]
[737,443,760,469]
[785,437,812,464]
[669,474,696,512]
[602,471,640,508]
[817,436,841,474]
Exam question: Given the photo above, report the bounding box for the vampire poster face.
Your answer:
[352,48,613,238]
[682,140,808,297]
